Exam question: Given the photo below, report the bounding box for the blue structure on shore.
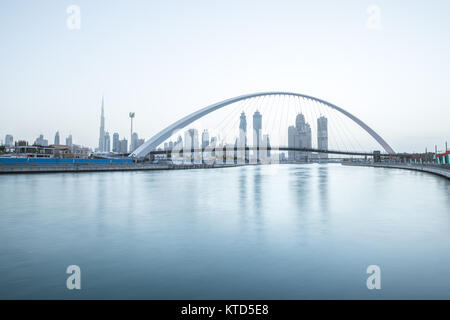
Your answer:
[0,158,132,165]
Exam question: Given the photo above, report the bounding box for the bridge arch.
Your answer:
[131,91,395,158]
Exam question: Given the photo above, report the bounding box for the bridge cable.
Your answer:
[334,107,366,153]
[314,98,344,154]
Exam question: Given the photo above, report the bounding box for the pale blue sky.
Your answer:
[0,0,449,152]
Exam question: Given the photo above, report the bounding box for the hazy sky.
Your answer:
[0,0,449,153]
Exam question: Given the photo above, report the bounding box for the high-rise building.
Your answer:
[136,138,145,150]
[317,116,328,159]
[105,132,111,152]
[54,131,60,145]
[238,112,248,162]
[66,134,73,147]
[131,132,139,152]
[98,96,105,152]
[184,129,199,150]
[119,138,128,154]
[240,111,247,133]
[263,134,271,158]
[288,113,312,162]
[253,110,262,160]
[210,136,217,156]
[4,135,13,147]
[34,134,48,146]
[201,129,210,149]
[112,133,120,152]
[174,136,183,148]
[184,129,199,162]
[288,126,296,161]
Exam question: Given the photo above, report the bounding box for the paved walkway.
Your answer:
[343,162,450,179]
[0,162,240,174]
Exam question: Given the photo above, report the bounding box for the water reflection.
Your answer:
[317,165,329,221]
[238,167,248,218]
[1,164,450,299]
[253,166,262,216]
[290,165,312,214]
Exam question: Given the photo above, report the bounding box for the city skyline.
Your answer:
[1,1,450,305]
[3,93,449,158]
[163,108,329,164]
[1,1,449,152]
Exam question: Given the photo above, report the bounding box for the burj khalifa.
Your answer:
[98,96,105,152]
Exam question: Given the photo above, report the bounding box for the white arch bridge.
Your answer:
[130,91,395,159]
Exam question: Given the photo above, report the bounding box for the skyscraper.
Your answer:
[34,134,48,146]
[184,129,199,150]
[4,135,13,147]
[317,116,328,159]
[105,132,111,152]
[288,126,297,161]
[54,131,60,145]
[119,138,128,154]
[137,139,144,150]
[263,134,271,158]
[131,132,139,152]
[184,129,199,162]
[66,134,73,147]
[253,110,262,160]
[112,133,120,152]
[201,129,210,149]
[98,96,105,152]
[239,112,248,162]
[210,136,217,157]
[288,113,312,162]
[240,111,247,133]
[175,135,183,148]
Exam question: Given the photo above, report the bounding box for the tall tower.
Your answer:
[239,112,248,162]
[66,134,73,147]
[54,131,60,145]
[105,132,111,152]
[317,116,328,159]
[253,110,262,160]
[112,132,120,152]
[184,129,199,163]
[239,112,247,133]
[129,112,135,152]
[98,96,105,152]
[288,113,312,162]
[202,129,210,149]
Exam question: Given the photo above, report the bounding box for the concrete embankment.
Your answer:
[342,162,450,180]
[0,163,240,174]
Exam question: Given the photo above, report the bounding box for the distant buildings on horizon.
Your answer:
[96,96,144,154]
[1,96,141,157]
[1,97,327,162]
[160,109,326,163]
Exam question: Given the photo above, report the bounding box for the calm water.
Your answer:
[1,164,450,299]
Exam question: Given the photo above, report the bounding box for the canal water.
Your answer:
[0,164,449,299]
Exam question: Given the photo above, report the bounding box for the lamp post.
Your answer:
[129,112,135,152]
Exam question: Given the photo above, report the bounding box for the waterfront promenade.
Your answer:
[343,162,450,179]
[0,162,239,174]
